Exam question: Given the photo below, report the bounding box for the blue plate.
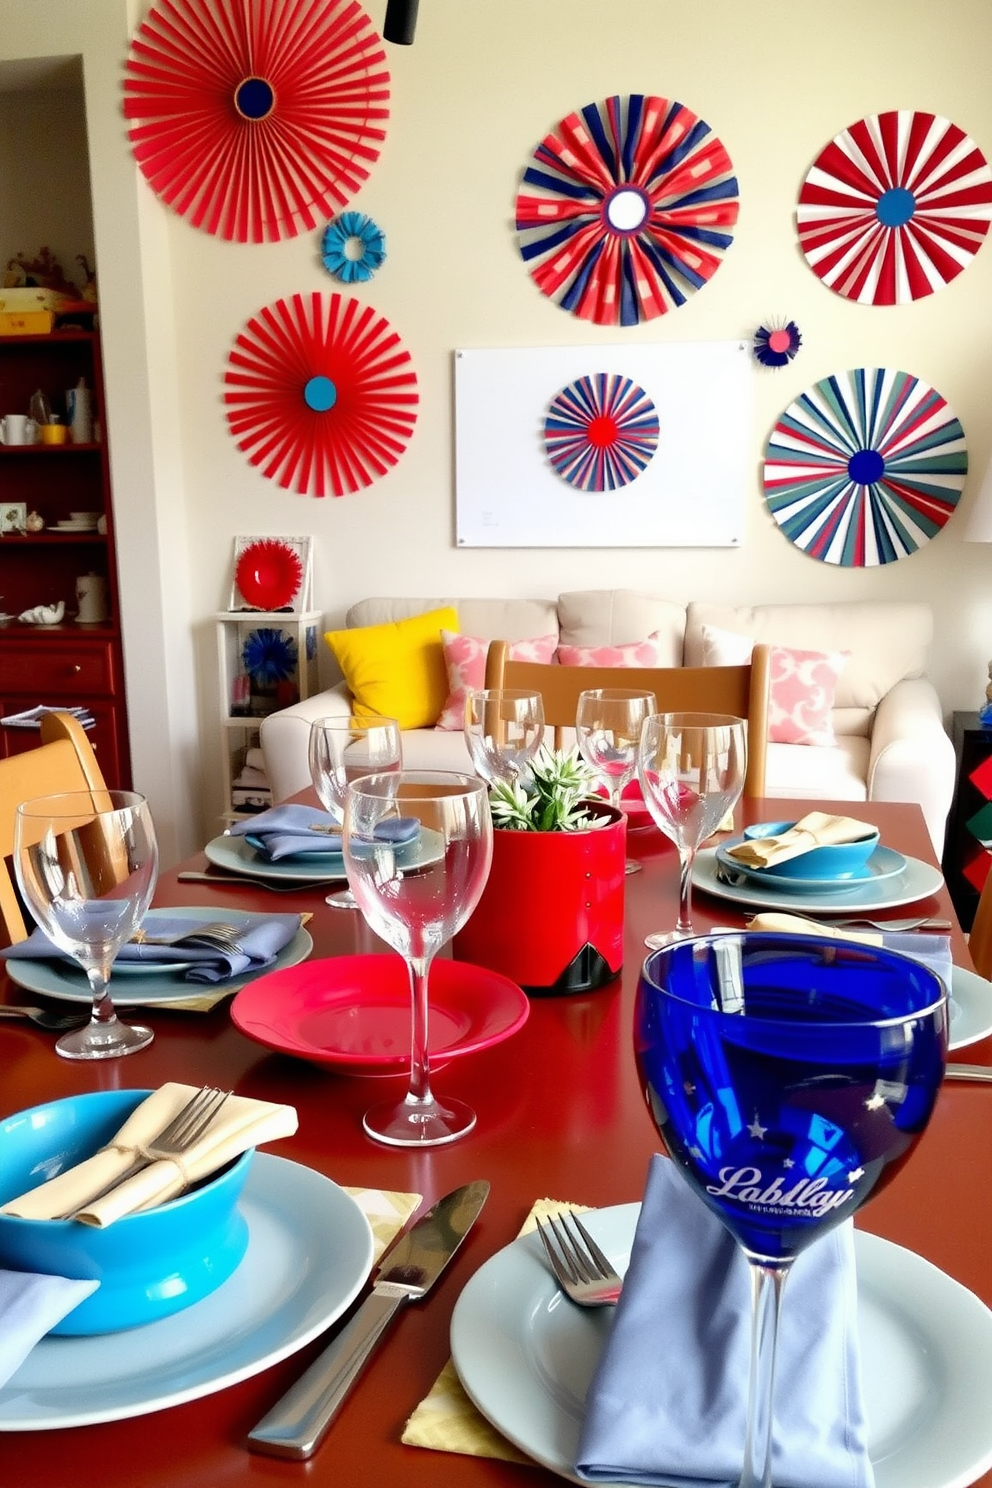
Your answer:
[740,820,880,879]
[716,836,906,893]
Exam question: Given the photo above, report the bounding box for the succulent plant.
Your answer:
[487,743,605,833]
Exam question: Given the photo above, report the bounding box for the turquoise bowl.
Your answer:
[0,1089,252,1335]
[743,820,881,880]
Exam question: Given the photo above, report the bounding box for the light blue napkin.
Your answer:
[227,803,419,861]
[0,1270,98,1387]
[2,913,302,984]
[576,1155,873,1488]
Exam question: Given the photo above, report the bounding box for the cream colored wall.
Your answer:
[0,84,94,284]
[4,0,992,857]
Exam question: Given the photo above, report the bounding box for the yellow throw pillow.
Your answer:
[325,607,458,729]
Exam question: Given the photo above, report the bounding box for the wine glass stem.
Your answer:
[676,848,695,934]
[739,1259,789,1488]
[86,966,117,1026]
[406,954,434,1106]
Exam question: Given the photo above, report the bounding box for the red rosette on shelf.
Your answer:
[123,0,389,243]
[235,540,304,610]
[224,292,418,498]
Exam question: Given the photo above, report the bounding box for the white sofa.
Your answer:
[260,590,955,852]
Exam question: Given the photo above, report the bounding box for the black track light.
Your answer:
[383,0,419,45]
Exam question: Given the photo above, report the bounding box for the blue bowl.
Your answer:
[742,820,880,880]
[0,1089,252,1335]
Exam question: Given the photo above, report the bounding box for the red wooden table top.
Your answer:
[1,798,989,1487]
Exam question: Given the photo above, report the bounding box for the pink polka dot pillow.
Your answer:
[555,632,667,668]
[435,630,559,730]
[700,624,847,746]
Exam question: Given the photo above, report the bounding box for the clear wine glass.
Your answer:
[635,931,947,1488]
[308,715,402,909]
[576,688,656,875]
[14,789,159,1061]
[464,689,544,787]
[638,711,746,946]
[343,770,493,1146]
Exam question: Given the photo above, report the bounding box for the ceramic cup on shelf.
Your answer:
[39,420,68,446]
[0,414,38,445]
[75,573,108,625]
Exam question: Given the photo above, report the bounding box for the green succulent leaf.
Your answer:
[487,744,604,833]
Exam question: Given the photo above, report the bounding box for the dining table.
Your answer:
[1,794,991,1488]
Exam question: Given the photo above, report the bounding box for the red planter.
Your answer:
[454,803,625,995]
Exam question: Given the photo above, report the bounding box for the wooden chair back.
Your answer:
[483,639,771,798]
[0,712,110,946]
[968,874,992,981]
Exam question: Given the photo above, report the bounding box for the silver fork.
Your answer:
[129,921,244,953]
[59,1085,232,1219]
[536,1211,623,1307]
[0,1004,88,1032]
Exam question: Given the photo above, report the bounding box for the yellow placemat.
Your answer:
[402,1198,588,1462]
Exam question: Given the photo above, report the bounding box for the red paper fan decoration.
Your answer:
[123,0,389,243]
[224,291,418,498]
[235,540,304,609]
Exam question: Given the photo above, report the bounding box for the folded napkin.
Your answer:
[0,912,303,984]
[576,1155,871,1488]
[746,912,953,992]
[0,1270,99,1388]
[1,1082,298,1228]
[227,803,419,861]
[725,811,876,870]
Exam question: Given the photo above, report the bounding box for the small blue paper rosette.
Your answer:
[322,212,387,283]
[242,628,298,686]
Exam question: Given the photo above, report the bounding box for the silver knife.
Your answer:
[246,1178,490,1460]
[945,1063,992,1083]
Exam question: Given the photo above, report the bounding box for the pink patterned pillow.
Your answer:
[767,645,847,746]
[555,632,666,667]
[435,630,558,730]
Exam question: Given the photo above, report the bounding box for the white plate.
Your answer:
[4,907,313,1006]
[451,1205,992,1488]
[694,846,944,914]
[950,966,992,1051]
[715,838,907,892]
[205,826,445,885]
[0,1152,373,1429]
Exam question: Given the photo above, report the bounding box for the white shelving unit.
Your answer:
[215,609,321,820]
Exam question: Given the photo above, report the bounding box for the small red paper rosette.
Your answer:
[123,0,389,243]
[224,292,418,498]
[235,540,304,610]
[515,94,739,326]
[763,367,967,566]
[544,374,659,490]
[797,110,992,304]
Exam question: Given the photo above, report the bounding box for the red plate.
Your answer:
[230,955,530,1075]
[235,539,303,611]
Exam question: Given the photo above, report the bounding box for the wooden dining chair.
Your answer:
[483,639,772,798]
[968,872,992,981]
[0,711,110,946]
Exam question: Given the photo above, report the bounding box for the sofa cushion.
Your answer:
[435,629,558,730]
[324,606,457,729]
[346,597,560,641]
[685,601,932,734]
[557,590,685,663]
[764,737,871,804]
[555,631,669,667]
[701,624,847,747]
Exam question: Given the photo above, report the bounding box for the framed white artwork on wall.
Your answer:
[454,340,752,548]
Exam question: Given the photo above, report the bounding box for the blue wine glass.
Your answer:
[635,931,948,1488]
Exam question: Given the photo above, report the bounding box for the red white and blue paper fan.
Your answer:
[224,291,418,498]
[797,111,992,304]
[123,0,389,243]
[544,374,659,491]
[763,368,967,566]
[516,94,739,326]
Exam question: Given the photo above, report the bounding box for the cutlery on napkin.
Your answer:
[227,804,419,862]
[0,1083,297,1227]
[745,912,953,994]
[575,1155,872,1487]
[0,912,304,984]
[724,811,877,870]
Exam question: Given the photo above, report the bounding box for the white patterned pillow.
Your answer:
[701,624,847,746]
[555,632,667,667]
[435,630,558,731]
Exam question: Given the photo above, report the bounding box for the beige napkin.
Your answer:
[1,1083,298,1227]
[402,1197,586,1462]
[344,1185,423,1262]
[725,811,876,869]
[746,911,881,946]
